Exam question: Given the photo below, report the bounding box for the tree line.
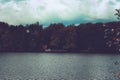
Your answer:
[0,21,120,53]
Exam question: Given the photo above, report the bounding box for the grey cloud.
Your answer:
[116,0,120,2]
[108,1,116,5]
[0,0,119,25]
[0,0,26,3]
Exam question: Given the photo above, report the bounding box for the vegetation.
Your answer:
[0,21,120,53]
[115,9,120,20]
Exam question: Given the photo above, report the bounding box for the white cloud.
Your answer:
[0,0,120,25]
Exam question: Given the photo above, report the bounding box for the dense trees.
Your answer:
[0,21,120,53]
[62,25,77,51]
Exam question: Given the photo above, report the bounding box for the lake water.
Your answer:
[0,53,120,80]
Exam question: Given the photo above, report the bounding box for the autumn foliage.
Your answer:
[0,21,120,53]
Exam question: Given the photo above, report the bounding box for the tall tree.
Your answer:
[63,25,77,51]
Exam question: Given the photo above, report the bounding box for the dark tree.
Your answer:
[44,23,65,50]
[25,22,43,52]
[115,9,120,20]
[0,18,120,53]
[63,24,77,52]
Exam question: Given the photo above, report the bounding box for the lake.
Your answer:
[0,53,120,80]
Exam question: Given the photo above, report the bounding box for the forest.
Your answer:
[0,21,120,53]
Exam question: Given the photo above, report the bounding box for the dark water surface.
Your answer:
[0,53,120,80]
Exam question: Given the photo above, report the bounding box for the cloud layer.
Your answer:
[0,0,120,26]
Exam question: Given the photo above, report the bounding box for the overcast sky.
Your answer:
[0,0,120,26]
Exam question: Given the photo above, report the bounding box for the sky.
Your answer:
[0,0,120,26]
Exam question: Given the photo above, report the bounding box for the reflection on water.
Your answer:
[0,53,120,80]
